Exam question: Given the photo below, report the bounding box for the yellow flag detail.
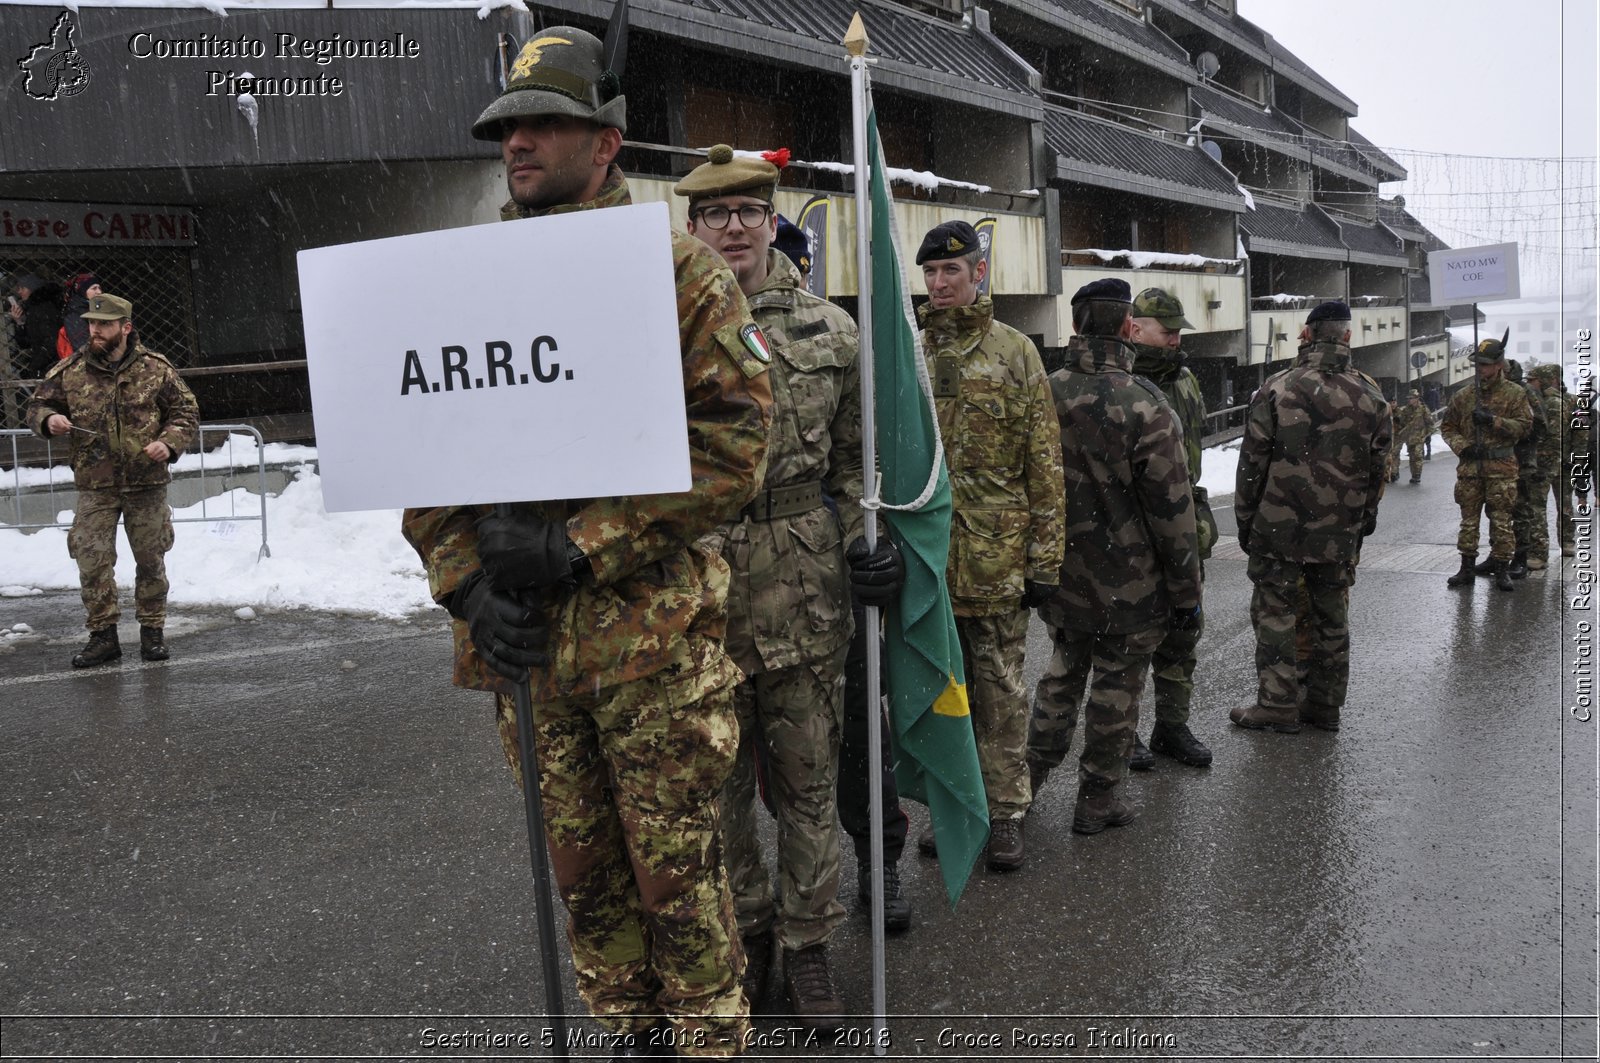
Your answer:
[932,676,969,718]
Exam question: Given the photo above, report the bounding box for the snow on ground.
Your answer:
[0,462,434,620]
[7,434,318,489]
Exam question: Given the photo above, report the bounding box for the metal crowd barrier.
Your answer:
[2,423,273,560]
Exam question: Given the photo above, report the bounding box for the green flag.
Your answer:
[863,95,989,907]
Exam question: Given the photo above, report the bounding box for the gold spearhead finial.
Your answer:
[843,12,868,57]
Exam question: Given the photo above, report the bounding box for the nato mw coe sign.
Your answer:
[298,202,689,512]
[1426,241,1520,304]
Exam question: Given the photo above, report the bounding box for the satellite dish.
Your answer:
[1201,140,1223,163]
[1196,51,1221,79]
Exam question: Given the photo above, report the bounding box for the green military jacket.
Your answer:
[1533,386,1565,477]
[402,167,774,700]
[720,250,862,674]
[1441,373,1532,481]
[1132,345,1215,560]
[1235,341,1391,565]
[1040,335,1199,635]
[1393,401,1432,446]
[27,342,199,491]
[918,297,1065,616]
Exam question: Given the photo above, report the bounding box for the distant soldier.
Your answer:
[1028,279,1200,833]
[676,145,894,1025]
[1441,332,1532,592]
[1394,390,1431,485]
[1529,364,1582,565]
[915,220,1065,871]
[1126,287,1215,770]
[1233,301,1390,734]
[26,292,198,668]
[1503,360,1548,579]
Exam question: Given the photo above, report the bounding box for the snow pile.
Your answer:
[0,466,434,620]
[7,434,318,490]
[805,160,995,196]
[1074,248,1243,271]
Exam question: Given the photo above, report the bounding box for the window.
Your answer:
[1516,319,1530,331]
[1517,342,1531,353]
[1542,341,1556,353]
[1542,319,1555,332]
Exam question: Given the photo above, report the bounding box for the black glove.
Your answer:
[1361,514,1377,538]
[476,511,574,592]
[1472,407,1495,427]
[1458,444,1481,460]
[1169,605,1202,632]
[1236,524,1252,554]
[450,570,551,680]
[846,535,903,607]
[1020,579,1055,609]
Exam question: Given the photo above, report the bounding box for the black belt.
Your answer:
[742,481,823,521]
[1482,446,1514,460]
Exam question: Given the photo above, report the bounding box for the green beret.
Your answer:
[674,145,780,203]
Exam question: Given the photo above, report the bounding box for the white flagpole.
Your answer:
[845,11,888,1056]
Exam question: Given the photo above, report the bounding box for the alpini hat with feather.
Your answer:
[471,26,627,140]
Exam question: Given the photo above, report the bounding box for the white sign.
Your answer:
[298,201,689,512]
[1427,241,1521,304]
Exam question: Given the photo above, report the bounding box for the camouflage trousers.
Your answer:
[1399,440,1425,480]
[1514,469,1549,556]
[494,658,749,1056]
[1149,603,1204,727]
[1027,622,1163,785]
[68,486,174,631]
[956,610,1032,819]
[1550,469,1576,550]
[1454,474,1518,559]
[721,646,847,953]
[1249,555,1354,712]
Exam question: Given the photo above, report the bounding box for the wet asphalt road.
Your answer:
[1,449,1595,1061]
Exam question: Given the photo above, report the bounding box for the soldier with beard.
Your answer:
[26,292,198,667]
[1125,287,1215,770]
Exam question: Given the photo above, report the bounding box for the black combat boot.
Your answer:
[740,930,772,1012]
[1447,554,1479,587]
[1471,555,1497,576]
[1494,558,1515,592]
[71,627,121,669]
[986,817,1024,872]
[1128,734,1155,772]
[607,1024,672,1060]
[1149,721,1213,767]
[856,858,911,934]
[1508,551,1529,580]
[1028,759,1051,800]
[1072,775,1136,835]
[139,625,169,662]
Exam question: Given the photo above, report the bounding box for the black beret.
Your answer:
[1071,278,1132,305]
[915,221,980,265]
[774,215,811,275]
[1305,300,1352,324]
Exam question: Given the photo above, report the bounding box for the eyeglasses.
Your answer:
[692,204,772,230]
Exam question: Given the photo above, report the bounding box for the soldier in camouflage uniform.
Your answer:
[1394,390,1431,485]
[1504,360,1548,579]
[1441,332,1532,592]
[1028,279,1199,832]
[401,31,772,1056]
[27,292,198,668]
[1126,287,1216,770]
[1233,301,1390,734]
[1529,364,1581,565]
[913,220,1065,871]
[676,146,892,1027]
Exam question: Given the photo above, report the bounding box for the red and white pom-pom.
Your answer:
[761,148,791,169]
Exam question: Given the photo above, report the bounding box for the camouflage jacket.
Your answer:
[719,250,862,674]
[1534,386,1565,475]
[1441,374,1532,480]
[1511,382,1547,472]
[919,297,1065,615]
[1038,336,1199,634]
[27,342,199,491]
[1132,344,1215,560]
[1393,402,1432,446]
[1234,341,1391,566]
[401,168,774,699]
